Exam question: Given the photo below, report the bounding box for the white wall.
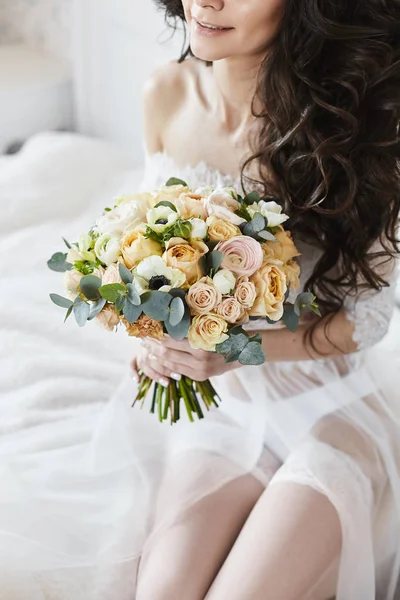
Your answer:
[0,0,72,60]
[73,0,186,164]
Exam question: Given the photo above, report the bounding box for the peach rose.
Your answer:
[163,237,208,285]
[234,276,257,309]
[122,314,164,340]
[205,190,246,226]
[216,235,264,277]
[96,305,120,331]
[249,264,287,321]
[102,263,123,285]
[283,259,301,291]
[121,226,163,269]
[216,297,248,324]
[175,192,207,220]
[261,229,300,265]
[186,277,222,315]
[206,214,242,242]
[188,313,229,351]
[155,184,190,200]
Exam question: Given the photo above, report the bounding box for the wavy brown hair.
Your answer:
[154,0,400,353]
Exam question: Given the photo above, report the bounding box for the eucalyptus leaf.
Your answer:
[50,293,73,309]
[168,297,185,327]
[244,191,261,205]
[165,305,190,340]
[209,250,224,272]
[154,200,177,212]
[99,283,126,303]
[62,237,72,249]
[238,341,265,365]
[141,291,173,321]
[47,252,72,273]
[126,283,141,306]
[282,303,299,332]
[165,177,188,187]
[88,297,107,320]
[257,231,277,242]
[217,332,250,363]
[115,295,127,314]
[64,305,73,322]
[119,263,133,284]
[73,299,90,327]
[297,292,315,306]
[174,220,192,239]
[169,288,186,300]
[80,275,102,300]
[250,212,266,233]
[123,301,142,324]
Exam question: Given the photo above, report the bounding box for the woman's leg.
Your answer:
[205,481,341,600]
[135,451,280,600]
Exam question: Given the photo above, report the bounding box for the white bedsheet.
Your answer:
[0,131,144,448]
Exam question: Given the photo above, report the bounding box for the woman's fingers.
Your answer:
[136,349,171,387]
[130,356,139,383]
[143,340,198,369]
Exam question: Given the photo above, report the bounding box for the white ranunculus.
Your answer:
[94,233,121,266]
[146,205,178,233]
[66,248,83,264]
[135,255,186,290]
[95,202,144,237]
[247,200,289,227]
[205,190,246,226]
[132,274,149,295]
[213,269,237,295]
[189,218,208,239]
[193,185,214,196]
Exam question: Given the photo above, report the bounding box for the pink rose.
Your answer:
[216,236,264,277]
[186,277,222,315]
[216,297,248,324]
[205,191,246,226]
[234,276,257,309]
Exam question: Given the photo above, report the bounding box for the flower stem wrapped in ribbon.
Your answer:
[48,178,320,424]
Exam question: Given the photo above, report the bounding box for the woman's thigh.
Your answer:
[135,450,279,600]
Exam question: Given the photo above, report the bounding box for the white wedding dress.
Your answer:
[1,146,400,600]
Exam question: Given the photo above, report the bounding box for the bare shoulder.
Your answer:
[141,59,198,154]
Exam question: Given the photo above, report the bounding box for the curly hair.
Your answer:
[154,0,400,353]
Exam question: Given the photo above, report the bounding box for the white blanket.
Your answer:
[0,132,144,448]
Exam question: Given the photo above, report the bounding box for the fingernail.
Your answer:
[132,373,139,383]
[149,353,157,361]
[159,378,169,387]
[170,372,181,381]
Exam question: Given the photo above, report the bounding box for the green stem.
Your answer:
[150,382,157,414]
[163,385,171,421]
[156,384,164,423]
[179,379,194,422]
[184,377,204,419]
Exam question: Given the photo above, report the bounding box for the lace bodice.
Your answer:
[139,147,399,351]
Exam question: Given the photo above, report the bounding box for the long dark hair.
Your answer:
[154,0,400,353]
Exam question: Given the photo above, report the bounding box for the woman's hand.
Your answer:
[131,337,241,386]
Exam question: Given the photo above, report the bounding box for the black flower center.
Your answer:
[149,275,171,290]
[155,219,168,225]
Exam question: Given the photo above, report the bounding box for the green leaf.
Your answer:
[88,297,107,320]
[141,291,173,321]
[119,263,133,285]
[257,230,277,242]
[165,177,188,187]
[236,204,252,222]
[104,207,112,212]
[169,288,186,300]
[243,213,266,237]
[282,303,299,332]
[154,200,177,212]
[173,220,192,239]
[64,305,73,322]
[62,237,72,249]
[238,341,265,365]
[50,293,73,309]
[216,332,250,363]
[115,295,126,313]
[165,304,190,340]
[47,252,72,273]
[99,283,126,303]
[244,191,261,205]
[169,296,185,327]
[79,275,102,300]
[73,298,90,327]
[123,301,142,324]
[201,250,223,276]
[73,260,97,275]
[126,283,141,306]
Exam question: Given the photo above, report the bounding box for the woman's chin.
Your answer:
[190,43,226,63]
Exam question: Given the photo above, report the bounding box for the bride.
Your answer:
[1,0,400,599]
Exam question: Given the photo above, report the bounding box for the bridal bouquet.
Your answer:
[48,177,319,423]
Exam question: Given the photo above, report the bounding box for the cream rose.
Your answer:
[283,259,301,291]
[249,264,287,321]
[95,201,145,237]
[188,313,229,351]
[114,192,156,212]
[213,269,236,295]
[64,269,84,297]
[175,192,207,220]
[102,263,123,285]
[261,229,300,264]
[186,277,222,315]
[163,237,208,285]
[247,200,289,227]
[96,305,120,331]
[121,226,163,269]
[216,235,264,277]
[216,297,248,324]
[205,190,246,226]
[206,214,242,242]
[234,276,257,309]
[153,184,190,201]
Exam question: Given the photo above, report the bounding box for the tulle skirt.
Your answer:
[1,332,400,599]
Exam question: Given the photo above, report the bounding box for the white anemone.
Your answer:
[146,206,178,233]
[135,255,186,291]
